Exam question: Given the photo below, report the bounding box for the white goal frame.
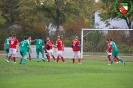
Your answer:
[81,28,133,59]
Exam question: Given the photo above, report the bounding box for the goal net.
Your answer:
[81,29,133,60]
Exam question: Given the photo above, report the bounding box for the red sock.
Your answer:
[78,58,81,63]
[56,56,60,63]
[113,57,118,62]
[52,55,56,60]
[13,57,16,62]
[8,56,11,61]
[107,55,111,62]
[61,56,65,62]
[72,58,75,63]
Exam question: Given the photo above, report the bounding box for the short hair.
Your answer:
[109,38,113,41]
[75,36,78,39]
[9,34,12,37]
[107,39,109,41]
[24,36,28,40]
[39,37,42,39]
[12,34,16,37]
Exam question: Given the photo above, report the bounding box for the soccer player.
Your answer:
[108,38,125,65]
[4,34,12,61]
[19,36,32,64]
[106,39,119,63]
[55,36,65,63]
[71,36,81,64]
[45,37,56,62]
[6,34,19,63]
[34,37,45,62]
[27,36,32,60]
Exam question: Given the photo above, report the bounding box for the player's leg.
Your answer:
[77,51,81,64]
[108,55,113,65]
[56,51,60,63]
[36,48,39,62]
[72,51,76,63]
[60,51,65,63]
[107,52,111,62]
[19,51,23,64]
[50,50,56,61]
[5,49,9,61]
[40,48,45,61]
[7,48,13,62]
[115,56,125,65]
[12,48,17,63]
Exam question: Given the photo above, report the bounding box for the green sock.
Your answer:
[42,54,44,59]
[36,55,39,61]
[20,58,23,64]
[119,58,124,63]
[29,53,31,59]
[24,58,27,64]
[110,60,113,65]
[6,54,8,60]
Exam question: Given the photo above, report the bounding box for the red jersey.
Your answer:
[9,38,19,48]
[45,40,53,50]
[107,42,112,52]
[56,39,63,50]
[72,39,80,51]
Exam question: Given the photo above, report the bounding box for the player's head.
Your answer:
[106,39,109,42]
[46,37,50,41]
[39,37,42,39]
[28,36,31,40]
[109,38,113,41]
[24,36,28,40]
[9,34,12,38]
[12,34,16,38]
[57,35,60,39]
[75,36,78,39]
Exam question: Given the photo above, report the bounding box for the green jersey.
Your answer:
[34,39,44,49]
[110,41,118,52]
[4,37,11,49]
[19,40,30,52]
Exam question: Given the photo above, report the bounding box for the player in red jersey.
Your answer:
[55,36,65,63]
[106,39,118,63]
[72,36,81,64]
[45,37,56,62]
[6,34,19,63]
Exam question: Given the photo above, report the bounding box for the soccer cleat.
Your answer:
[6,60,9,63]
[14,62,16,64]
[63,62,66,64]
[123,62,125,65]
[108,64,112,65]
[42,59,45,62]
[78,62,82,64]
[116,62,119,64]
[37,61,39,62]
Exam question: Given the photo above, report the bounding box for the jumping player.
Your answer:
[19,36,32,64]
[6,34,19,63]
[4,34,12,61]
[108,38,125,65]
[71,36,81,64]
[34,37,45,62]
[45,37,56,62]
[55,36,65,63]
[106,39,119,63]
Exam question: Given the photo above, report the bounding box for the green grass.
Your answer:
[0,58,133,88]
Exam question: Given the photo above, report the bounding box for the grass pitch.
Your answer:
[0,58,133,88]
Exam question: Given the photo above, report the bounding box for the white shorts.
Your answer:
[73,51,80,57]
[57,50,63,55]
[46,49,53,53]
[9,48,17,54]
[107,52,112,55]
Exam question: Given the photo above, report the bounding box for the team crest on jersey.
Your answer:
[114,0,133,17]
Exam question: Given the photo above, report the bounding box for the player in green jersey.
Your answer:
[4,34,12,61]
[19,36,32,64]
[34,37,45,62]
[27,36,32,60]
[109,38,125,65]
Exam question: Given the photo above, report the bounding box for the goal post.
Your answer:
[80,28,133,59]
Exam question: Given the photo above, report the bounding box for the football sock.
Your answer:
[24,58,27,64]
[61,56,65,62]
[72,58,75,63]
[42,54,44,59]
[113,57,118,62]
[6,54,8,60]
[110,60,113,65]
[29,53,31,59]
[119,58,124,63]
[36,55,39,61]
[56,56,60,63]
[13,57,16,62]
[20,58,23,64]
[52,55,56,60]
[78,58,81,63]
[107,55,111,62]
[8,56,11,61]
[47,55,50,61]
